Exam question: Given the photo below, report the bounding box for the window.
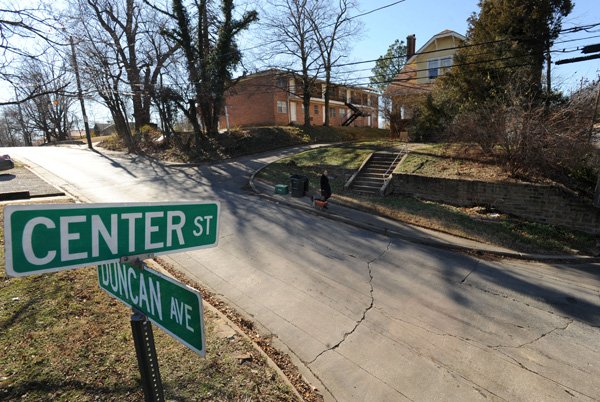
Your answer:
[428,59,440,80]
[329,108,336,117]
[277,101,287,114]
[314,105,319,115]
[428,57,453,80]
[441,56,453,70]
[276,77,287,90]
[340,108,346,117]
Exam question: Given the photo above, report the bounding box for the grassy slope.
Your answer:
[257,142,597,255]
[100,125,392,162]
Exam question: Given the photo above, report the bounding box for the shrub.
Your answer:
[445,81,600,194]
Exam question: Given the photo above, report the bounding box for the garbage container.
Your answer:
[289,174,309,197]
[274,184,289,195]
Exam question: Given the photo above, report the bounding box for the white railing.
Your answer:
[383,149,405,179]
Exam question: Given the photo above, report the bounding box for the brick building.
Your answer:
[220,69,378,129]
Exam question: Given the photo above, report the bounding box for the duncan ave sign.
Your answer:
[98,262,205,356]
[4,202,219,277]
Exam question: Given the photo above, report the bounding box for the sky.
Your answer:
[347,0,600,92]
[4,0,599,125]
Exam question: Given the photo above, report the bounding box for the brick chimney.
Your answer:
[406,34,416,60]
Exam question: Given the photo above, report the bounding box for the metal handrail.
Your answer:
[383,148,405,179]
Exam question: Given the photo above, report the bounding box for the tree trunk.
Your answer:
[302,73,312,127]
[323,68,331,126]
[189,98,202,147]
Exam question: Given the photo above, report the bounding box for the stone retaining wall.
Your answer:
[389,173,600,234]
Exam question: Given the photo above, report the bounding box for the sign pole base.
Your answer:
[131,309,165,402]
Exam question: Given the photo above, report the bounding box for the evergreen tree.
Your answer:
[370,39,407,92]
[442,0,573,109]
[168,0,257,142]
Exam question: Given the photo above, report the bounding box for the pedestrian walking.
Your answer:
[320,170,332,201]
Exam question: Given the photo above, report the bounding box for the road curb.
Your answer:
[145,259,309,402]
[249,161,600,265]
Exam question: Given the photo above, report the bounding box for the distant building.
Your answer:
[92,122,152,136]
[93,123,116,136]
[220,69,379,129]
[69,129,86,139]
[385,30,465,135]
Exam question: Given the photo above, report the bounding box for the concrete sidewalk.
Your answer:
[0,166,66,200]
[250,174,600,264]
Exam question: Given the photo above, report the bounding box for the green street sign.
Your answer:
[4,202,219,277]
[98,262,205,356]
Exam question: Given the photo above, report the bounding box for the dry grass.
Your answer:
[258,142,598,255]
[0,201,299,401]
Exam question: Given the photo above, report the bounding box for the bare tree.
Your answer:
[81,37,137,152]
[0,107,25,145]
[0,3,67,106]
[447,77,600,195]
[261,0,321,127]
[64,0,177,151]
[309,0,359,126]
[15,56,75,143]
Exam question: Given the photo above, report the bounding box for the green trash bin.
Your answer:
[274,184,289,195]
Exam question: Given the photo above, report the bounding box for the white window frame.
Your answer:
[277,100,287,114]
[428,59,440,80]
[440,56,453,75]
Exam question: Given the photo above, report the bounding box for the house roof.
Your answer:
[405,29,466,65]
[236,68,378,94]
[384,64,433,97]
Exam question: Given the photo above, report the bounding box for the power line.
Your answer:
[331,30,600,70]
[348,0,406,20]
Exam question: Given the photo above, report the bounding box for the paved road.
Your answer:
[5,145,600,401]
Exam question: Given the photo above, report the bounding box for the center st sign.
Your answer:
[4,202,219,277]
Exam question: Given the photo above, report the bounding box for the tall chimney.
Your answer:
[406,34,416,61]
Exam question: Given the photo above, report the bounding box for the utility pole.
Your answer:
[591,81,600,208]
[591,80,600,139]
[70,36,93,150]
[545,41,552,108]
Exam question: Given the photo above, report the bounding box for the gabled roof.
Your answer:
[406,30,466,65]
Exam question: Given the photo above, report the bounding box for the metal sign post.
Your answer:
[3,201,217,400]
[125,256,165,402]
[131,309,165,402]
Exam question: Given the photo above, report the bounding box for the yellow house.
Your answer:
[405,29,466,86]
[385,30,465,135]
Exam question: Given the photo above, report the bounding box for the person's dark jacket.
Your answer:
[320,174,332,200]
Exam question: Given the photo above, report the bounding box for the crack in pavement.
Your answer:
[495,348,595,400]
[460,261,480,283]
[307,239,392,365]
[283,347,341,402]
[490,319,574,349]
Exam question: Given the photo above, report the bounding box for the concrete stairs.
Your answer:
[346,152,404,195]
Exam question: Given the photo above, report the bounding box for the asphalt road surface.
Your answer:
[5,144,600,401]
